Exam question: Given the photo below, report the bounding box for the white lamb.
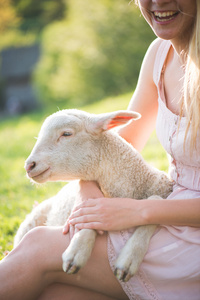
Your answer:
[14,109,173,282]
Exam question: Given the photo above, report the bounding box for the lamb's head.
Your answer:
[25,109,140,183]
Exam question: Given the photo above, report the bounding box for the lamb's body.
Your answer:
[14,109,173,282]
[97,132,171,200]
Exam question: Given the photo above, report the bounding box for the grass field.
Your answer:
[0,92,168,259]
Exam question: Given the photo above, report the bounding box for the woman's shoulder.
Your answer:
[142,38,171,82]
[145,38,167,60]
[139,38,164,78]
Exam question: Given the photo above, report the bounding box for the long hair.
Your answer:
[183,1,200,149]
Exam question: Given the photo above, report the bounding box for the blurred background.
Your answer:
[0,0,155,114]
[1,0,169,258]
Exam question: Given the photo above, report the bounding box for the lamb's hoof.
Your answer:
[62,259,80,274]
[62,247,86,275]
[114,255,139,282]
[114,268,133,282]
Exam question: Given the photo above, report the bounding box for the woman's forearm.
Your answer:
[141,198,200,227]
[69,196,200,231]
[78,180,104,199]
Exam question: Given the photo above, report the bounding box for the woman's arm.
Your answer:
[68,197,200,230]
[143,197,200,227]
[118,38,162,151]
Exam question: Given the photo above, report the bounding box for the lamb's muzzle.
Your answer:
[25,158,51,182]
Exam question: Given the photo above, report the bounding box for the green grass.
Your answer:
[0,92,168,259]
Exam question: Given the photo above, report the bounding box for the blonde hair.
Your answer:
[183,1,200,149]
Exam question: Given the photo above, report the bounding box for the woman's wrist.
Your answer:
[135,199,154,226]
[78,180,103,199]
[137,197,168,226]
[139,198,200,227]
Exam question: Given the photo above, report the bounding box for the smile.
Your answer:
[153,11,179,23]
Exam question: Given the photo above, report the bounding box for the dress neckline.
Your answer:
[158,41,186,121]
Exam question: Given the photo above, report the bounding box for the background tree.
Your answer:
[35,0,155,106]
[11,0,67,32]
[0,0,155,108]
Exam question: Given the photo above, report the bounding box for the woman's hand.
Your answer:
[63,220,80,239]
[63,180,104,236]
[63,188,200,235]
[68,197,144,232]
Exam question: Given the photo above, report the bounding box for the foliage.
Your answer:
[0,0,67,50]
[0,0,155,108]
[35,0,155,106]
[0,93,168,259]
[12,0,67,32]
[0,0,19,33]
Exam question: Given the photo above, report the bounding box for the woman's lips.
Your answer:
[153,11,179,24]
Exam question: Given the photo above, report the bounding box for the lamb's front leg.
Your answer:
[62,229,97,274]
[115,224,157,282]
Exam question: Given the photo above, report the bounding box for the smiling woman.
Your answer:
[137,0,196,44]
[0,1,200,300]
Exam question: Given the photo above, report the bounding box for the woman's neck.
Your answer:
[170,35,189,64]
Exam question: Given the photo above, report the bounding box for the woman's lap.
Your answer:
[107,186,200,300]
[22,226,129,300]
[38,283,123,300]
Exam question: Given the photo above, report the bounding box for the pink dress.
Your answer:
[107,40,200,300]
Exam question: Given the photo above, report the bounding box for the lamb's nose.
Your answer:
[25,162,36,173]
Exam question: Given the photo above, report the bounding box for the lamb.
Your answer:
[14,109,173,282]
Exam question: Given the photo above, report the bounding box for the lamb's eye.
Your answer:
[62,132,72,137]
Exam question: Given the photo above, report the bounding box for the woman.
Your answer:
[0,0,200,299]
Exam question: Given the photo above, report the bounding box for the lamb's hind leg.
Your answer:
[14,198,53,247]
[114,224,157,282]
[114,195,162,282]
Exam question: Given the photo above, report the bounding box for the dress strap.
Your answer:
[153,40,172,87]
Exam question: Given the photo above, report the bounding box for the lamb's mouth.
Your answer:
[29,167,51,182]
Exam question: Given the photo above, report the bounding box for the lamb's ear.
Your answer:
[91,111,141,132]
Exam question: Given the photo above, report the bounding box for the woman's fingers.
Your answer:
[97,230,104,235]
[69,209,93,220]
[74,221,103,231]
[69,224,75,240]
[72,198,102,212]
[69,203,100,221]
[69,213,100,225]
[63,220,70,234]
[62,199,98,235]
[64,197,127,233]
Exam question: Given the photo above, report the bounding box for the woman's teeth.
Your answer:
[154,11,178,22]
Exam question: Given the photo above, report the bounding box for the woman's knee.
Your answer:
[13,227,50,264]
[19,226,69,271]
[19,226,49,250]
